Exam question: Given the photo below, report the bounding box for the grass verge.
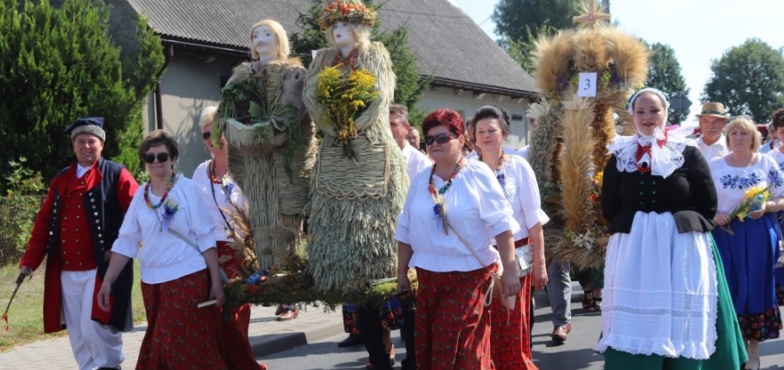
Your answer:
[0,260,146,352]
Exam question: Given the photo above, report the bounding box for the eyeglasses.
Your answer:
[202,131,211,141]
[424,133,457,145]
[143,152,171,164]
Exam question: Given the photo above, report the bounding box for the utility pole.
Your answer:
[602,0,611,24]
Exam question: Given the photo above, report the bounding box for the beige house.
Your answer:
[120,0,538,175]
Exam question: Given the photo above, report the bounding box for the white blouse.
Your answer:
[112,175,216,284]
[767,149,784,171]
[708,154,784,214]
[191,160,248,242]
[494,155,549,240]
[395,160,520,272]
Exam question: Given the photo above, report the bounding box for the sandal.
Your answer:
[582,291,593,311]
[589,297,602,312]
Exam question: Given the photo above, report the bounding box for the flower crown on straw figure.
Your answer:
[317,0,377,30]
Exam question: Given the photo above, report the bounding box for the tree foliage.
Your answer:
[645,42,689,124]
[0,0,164,192]
[492,0,580,45]
[290,0,430,126]
[702,38,784,122]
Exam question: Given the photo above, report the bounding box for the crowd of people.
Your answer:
[13,2,784,370]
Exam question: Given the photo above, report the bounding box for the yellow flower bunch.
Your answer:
[316,65,378,158]
[731,185,771,221]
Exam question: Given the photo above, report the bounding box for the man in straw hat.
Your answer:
[19,117,138,370]
[696,102,729,161]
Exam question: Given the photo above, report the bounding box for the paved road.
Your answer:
[260,290,784,370]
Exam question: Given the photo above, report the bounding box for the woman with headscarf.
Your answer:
[597,88,747,369]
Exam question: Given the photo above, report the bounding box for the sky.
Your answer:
[450,0,784,124]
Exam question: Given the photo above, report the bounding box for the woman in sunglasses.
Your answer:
[97,130,230,369]
[395,109,520,369]
[472,105,548,369]
[192,107,265,369]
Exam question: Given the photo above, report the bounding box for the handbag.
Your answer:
[447,223,515,310]
[516,244,534,277]
[775,221,784,269]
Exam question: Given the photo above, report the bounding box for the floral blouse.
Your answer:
[708,154,784,215]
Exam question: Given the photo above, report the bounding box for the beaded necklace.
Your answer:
[479,151,508,190]
[143,174,175,209]
[428,158,464,234]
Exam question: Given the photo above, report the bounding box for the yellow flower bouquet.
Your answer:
[721,185,771,235]
[316,65,378,159]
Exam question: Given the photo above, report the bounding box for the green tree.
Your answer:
[702,38,784,121]
[492,0,580,45]
[0,0,163,191]
[290,0,430,125]
[645,42,690,124]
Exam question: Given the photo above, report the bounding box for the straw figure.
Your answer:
[527,0,649,269]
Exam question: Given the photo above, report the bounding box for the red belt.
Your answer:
[493,237,529,249]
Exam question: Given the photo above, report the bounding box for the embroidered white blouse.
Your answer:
[112,175,216,284]
[191,160,248,242]
[708,154,784,214]
[395,160,520,272]
[494,155,549,240]
[401,142,432,181]
[767,149,784,171]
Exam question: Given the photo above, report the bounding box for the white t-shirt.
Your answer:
[401,142,432,182]
[191,160,248,242]
[708,154,784,214]
[112,175,216,284]
[395,160,520,272]
[697,135,728,162]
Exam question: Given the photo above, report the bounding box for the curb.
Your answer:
[250,321,344,357]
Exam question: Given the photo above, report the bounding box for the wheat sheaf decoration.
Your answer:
[528,1,648,269]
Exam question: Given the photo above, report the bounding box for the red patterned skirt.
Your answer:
[490,274,538,370]
[137,269,227,370]
[415,266,494,370]
[216,241,260,369]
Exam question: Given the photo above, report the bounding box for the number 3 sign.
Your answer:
[577,72,597,97]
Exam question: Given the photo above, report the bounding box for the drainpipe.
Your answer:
[154,43,174,130]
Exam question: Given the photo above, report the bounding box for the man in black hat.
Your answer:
[19,117,138,370]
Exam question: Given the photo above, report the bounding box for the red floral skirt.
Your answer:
[216,241,260,369]
[490,274,538,370]
[415,266,494,370]
[137,269,227,370]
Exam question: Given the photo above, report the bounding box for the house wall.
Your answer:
[140,49,243,177]
[143,56,532,177]
[418,87,531,149]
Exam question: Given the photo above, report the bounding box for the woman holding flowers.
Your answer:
[710,115,784,370]
[396,109,521,369]
[192,107,263,370]
[598,88,746,370]
[303,1,407,369]
[472,105,548,369]
[97,130,229,369]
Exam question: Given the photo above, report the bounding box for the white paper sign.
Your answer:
[311,50,318,61]
[577,72,597,97]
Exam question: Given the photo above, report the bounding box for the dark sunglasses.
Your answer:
[143,152,171,164]
[202,131,211,140]
[424,133,457,145]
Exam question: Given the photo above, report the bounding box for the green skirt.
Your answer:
[604,234,747,370]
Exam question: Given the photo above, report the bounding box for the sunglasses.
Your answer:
[202,131,211,141]
[143,152,172,164]
[424,133,457,145]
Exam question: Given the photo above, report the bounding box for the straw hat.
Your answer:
[695,102,729,119]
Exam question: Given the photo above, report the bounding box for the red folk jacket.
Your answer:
[20,158,137,333]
